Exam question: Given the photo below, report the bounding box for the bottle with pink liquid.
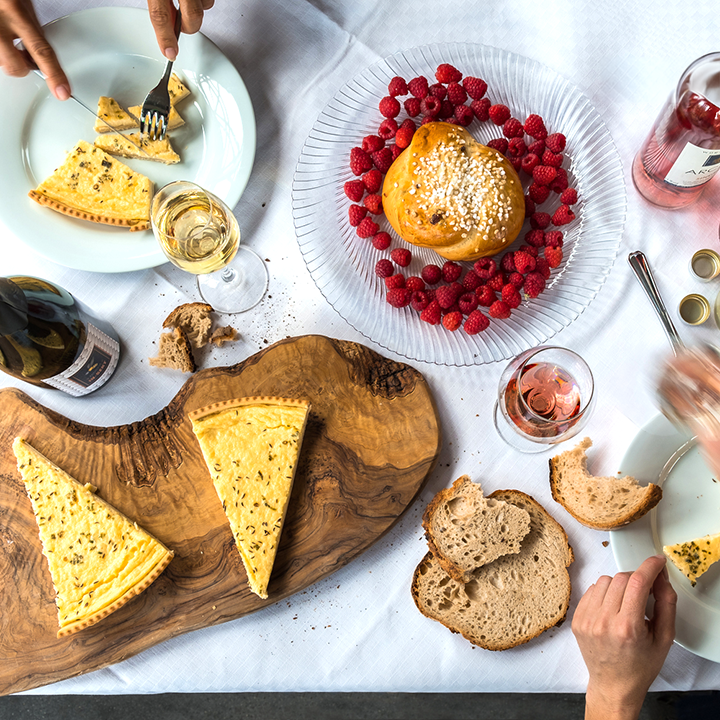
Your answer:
[632,52,720,209]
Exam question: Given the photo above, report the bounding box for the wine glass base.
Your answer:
[492,400,566,454]
[197,246,269,314]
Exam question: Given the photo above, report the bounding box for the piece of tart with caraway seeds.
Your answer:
[12,438,174,637]
[94,132,180,164]
[190,397,310,599]
[664,532,720,587]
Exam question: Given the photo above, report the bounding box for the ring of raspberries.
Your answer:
[343,62,579,336]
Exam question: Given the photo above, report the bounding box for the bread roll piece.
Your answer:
[382,122,525,261]
[162,302,214,348]
[549,438,662,530]
[422,475,531,583]
[148,327,196,372]
[412,490,573,651]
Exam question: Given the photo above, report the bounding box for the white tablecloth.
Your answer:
[5,0,720,695]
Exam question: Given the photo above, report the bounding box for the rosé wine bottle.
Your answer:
[632,53,720,209]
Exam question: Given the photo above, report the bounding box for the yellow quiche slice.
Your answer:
[664,532,720,587]
[94,96,138,133]
[189,397,311,599]
[128,103,185,131]
[94,132,180,165]
[28,139,153,231]
[168,73,191,104]
[13,438,174,637]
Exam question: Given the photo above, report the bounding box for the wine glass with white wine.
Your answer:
[151,181,268,314]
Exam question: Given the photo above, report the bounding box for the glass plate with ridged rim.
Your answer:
[292,43,626,365]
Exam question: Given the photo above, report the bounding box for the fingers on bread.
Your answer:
[549,438,662,530]
[413,479,574,650]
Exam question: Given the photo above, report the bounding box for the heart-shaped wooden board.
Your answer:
[0,335,441,695]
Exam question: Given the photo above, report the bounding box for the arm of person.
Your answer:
[572,555,677,720]
[146,0,215,61]
[0,0,69,99]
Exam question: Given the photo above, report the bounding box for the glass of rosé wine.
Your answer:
[493,346,595,453]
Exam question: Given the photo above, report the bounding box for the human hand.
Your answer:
[572,555,677,720]
[0,0,69,99]
[147,0,215,61]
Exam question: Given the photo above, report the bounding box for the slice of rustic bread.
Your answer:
[412,489,573,651]
[549,437,662,530]
[148,327,196,372]
[162,302,214,348]
[422,475,531,583]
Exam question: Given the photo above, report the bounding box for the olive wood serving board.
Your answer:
[0,335,441,695]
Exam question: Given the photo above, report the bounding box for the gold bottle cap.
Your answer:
[679,293,710,325]
[690,249,720,281]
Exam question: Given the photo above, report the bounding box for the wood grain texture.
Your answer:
[0,335,441,695]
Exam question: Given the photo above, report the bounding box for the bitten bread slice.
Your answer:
[162,302,214,348]
[13,438,174,637]
[412,490,573,651]
[664,532,720,587]
[190,397,310,599]
[422,475,531,583]
[148,327,196,372]
[549,438,662,530]
[94,133,180,164]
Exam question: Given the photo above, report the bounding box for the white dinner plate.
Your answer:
[0,7,255,273]
[610,413,720,662]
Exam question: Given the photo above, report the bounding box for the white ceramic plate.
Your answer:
[610,413,720,662]
[0,7,255,273]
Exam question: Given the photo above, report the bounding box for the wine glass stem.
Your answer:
[220,266,237,284]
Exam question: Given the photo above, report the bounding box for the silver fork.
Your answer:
[140,7,183,141]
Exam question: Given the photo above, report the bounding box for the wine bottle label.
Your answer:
[664,142,720,188]
[42,323,120,397]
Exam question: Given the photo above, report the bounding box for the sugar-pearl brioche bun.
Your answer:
[382,122,525,261]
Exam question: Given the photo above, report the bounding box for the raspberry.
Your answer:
[420,299,442,325]
[420,116,435,126]
[513,250,536,275]
[429,83,448,100]
[508,271,525,288]
[524,113,548,139]
[404,97,421,117]
[509,156,523,172]
[530,212,552,230]
[385,273,406,289]
[357,217,379,238]
[542,149,563,168]
[464,309,489,334]
[390,247,412,267]
[462,269,483,291]
[473,257,498,280]
[421,264,442,284]
[500,252,516,273]
[362,169,383,193]
[552,204,576,226]
[527,139,546,156]
[375,258,394,278]
[344,179,365,202]
[441,261,463,283]
[435,63,462,83]
[471,98,491,121]
[549,167,569,193]
[388,76,408,97]
[406,276,425,292]
[486,138,509,155]
[362,135,385,153]
[560,188,578,205]
[488,300,511,319]
[507,137,527,158]
[379,96,401,118]
[371,231,391,250]
[377,118,398,139]
[410,290,431,312]
[420,95,441,117]
[503,118,524,138]
[462,76,488,100]
[439,100,454,119]
[350,147,373,175]
[364,193,383,214]
[524,229,545,248]
[544,230,564,248]
[501,284,522,309]
[524,272,546,298]
[524,195,536,216]
[348,204,367,226]
[371,147,394,173]
[390,144,403,161]
[518,244,538,258]
[532,165,558,186]
[386,288,411,308]
[442,311,463,331]
[476,285,497,306]
[447,82,467,105]
[528,182,551,204]
[435,284,459,309]
[545,132,567,153]
[545,246,564,268]
[487,272,506,292]
[454,105,474,126]
[458,291,479,314]
[489,104,511,126]
[535,257,551,280]
[408,76,429,99]
[395,125,415,149]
